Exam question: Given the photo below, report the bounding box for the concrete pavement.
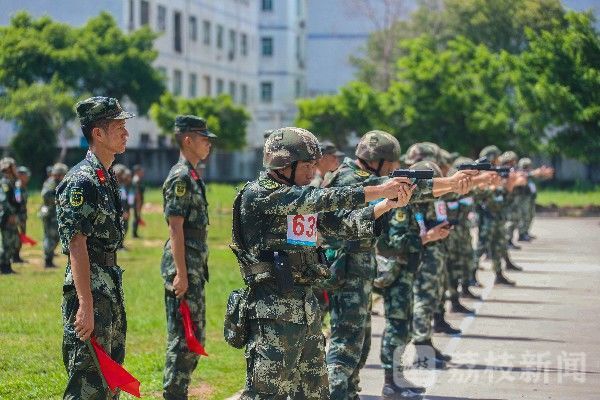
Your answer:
[359,217,600,399]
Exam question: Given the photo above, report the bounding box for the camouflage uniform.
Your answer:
[58,96,133,399]
[235,128,388,400]
[40,164,67,267]
[518,158,536,237]
[445,194,476,298]
[474,187,508,274]
[475,146,502,258]
[131,168,145,238]
[14,166,30,262]
[0,159,21,274]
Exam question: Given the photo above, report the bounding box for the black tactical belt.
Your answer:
[286,251,321,266]
[183,228,207,241]
[87,249,117,267]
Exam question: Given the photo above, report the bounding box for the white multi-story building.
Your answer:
[254,0,307,140]
[0,0,263,149]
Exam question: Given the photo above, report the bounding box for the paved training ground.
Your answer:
[360,217,600,399]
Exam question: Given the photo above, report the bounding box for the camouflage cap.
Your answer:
[404,142,440,164]
[499,150,518,165]
[320,140,345,157]
[0,157,16,171]
[17,166,31,176]
[438,148,453,167]
[263,129,275,140]
[355,130,401,162]
[263,127,322,170]
[479,145,502,162]
[518,157,533,169]
[51,163,69,175]
[449,156,474,176]
[174,115,217,138]
[409,160,443,178]
[75,96,134,126]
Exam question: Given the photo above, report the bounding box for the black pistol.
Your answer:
[389,169,434,179]
[458,157,493,171]
[492,166,512,178]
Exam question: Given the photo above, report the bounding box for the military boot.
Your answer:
[461,284,481,300]
[413,338,451,366]
[518,233,531,242]
[381,369,424,399]
[13,253,25,263]
[507,240,521,250]
[504,256,523,271]
[44,255,56,268]
[495,272,516,286]
[433,312,462,335]
[450,296,475,314]
[0,263,16,274]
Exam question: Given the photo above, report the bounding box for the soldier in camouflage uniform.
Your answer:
[233,127,416,400]
[131,165,145,238]
[475,145,502,265]
[499,151,522,251]
[308,140,344,188]
[40,163,68,268]
[517,158,536,241]
[0,158,21,275]
[57,96,133,399]
[14,165,31,263]
[160,115,216,400]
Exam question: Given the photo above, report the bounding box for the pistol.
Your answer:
[458,157,493,171]
[492,166,512,178]
[389,169,434,179]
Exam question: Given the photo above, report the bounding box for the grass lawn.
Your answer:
[0,184,246,400]
[536,187,600,207]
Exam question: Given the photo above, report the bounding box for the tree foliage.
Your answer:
[150,93,250,151]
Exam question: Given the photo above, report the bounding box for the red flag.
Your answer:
[90,337,141,398]
[19,233,37,246]
[323,290,330,305]
[179,299,208,356]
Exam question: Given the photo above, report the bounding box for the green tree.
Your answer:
[0,11,164,114]
[150,93,250,150]
[0,79,76,178]
[295,82,384,146]
[515,12,600,162]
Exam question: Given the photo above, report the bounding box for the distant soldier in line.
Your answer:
[0,158,21,275]
[57,96,134,398]
[113,164,132,247]
[160,115,216,400]
[131,165,145,238]
[14,166,31,263]
[40,163,68,268]
[309,140,344,188]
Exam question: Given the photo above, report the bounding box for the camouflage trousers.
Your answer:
[446,226,475,298]
[0,225,19,266]
[413,244,445,342]
[327,274,373,400]
[163,274,206,400]
[62,289,127,400]
[43,217,60,258]
[489,218,508,273]
[518,194,536,236]
[380,262,415,371]
[240,303,329,399]
[132,208,141,237]
[476,210,490,258]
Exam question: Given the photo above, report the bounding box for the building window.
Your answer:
[189,73,197,97]
[157,5,167,32]
[140,0,150,26]
[202,20,211,45]
[216,79,224,95]
[174,11,182,53]
[216,24,224,49]
[261,37,273,56]
[241,33,248,56]
[228,29,236,61]
[140,133,151,149]
[173,69,182,95]
[241,84,248,105]
[203,75,211,96]
[189,16,197,42]
[260,81,273,103]
[128,0,135,30]
[229,81,237,101]
[261,0,273,11]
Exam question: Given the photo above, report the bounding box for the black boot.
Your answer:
[414,338,451,365]
[495,272,516,286]
[461,285,481,300]
[13,253,25,263]
[507,240,521,250]
[504,256,523,271]
[450,297,475,314]
[382,369,423,399]
[0,263,16,274]
[44,255,56,269]
[518,233,531,242]
[433,313,462,335]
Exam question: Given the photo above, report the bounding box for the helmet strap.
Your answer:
[273,161,298,186]
[358,158,385,177]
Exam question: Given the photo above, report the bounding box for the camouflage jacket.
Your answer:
[161,157,209,280]
[40,177,59,220]
[323,157,433,278]
[474,186,508,220]
[56,151,125,300]
[0,176,20,229]
[376,206,422,262]
[238,171,378,324]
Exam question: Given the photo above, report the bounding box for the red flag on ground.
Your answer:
[19,233,37,246]
[179,299,209,356]
[89,337,141,398]
[138,219,146,226]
